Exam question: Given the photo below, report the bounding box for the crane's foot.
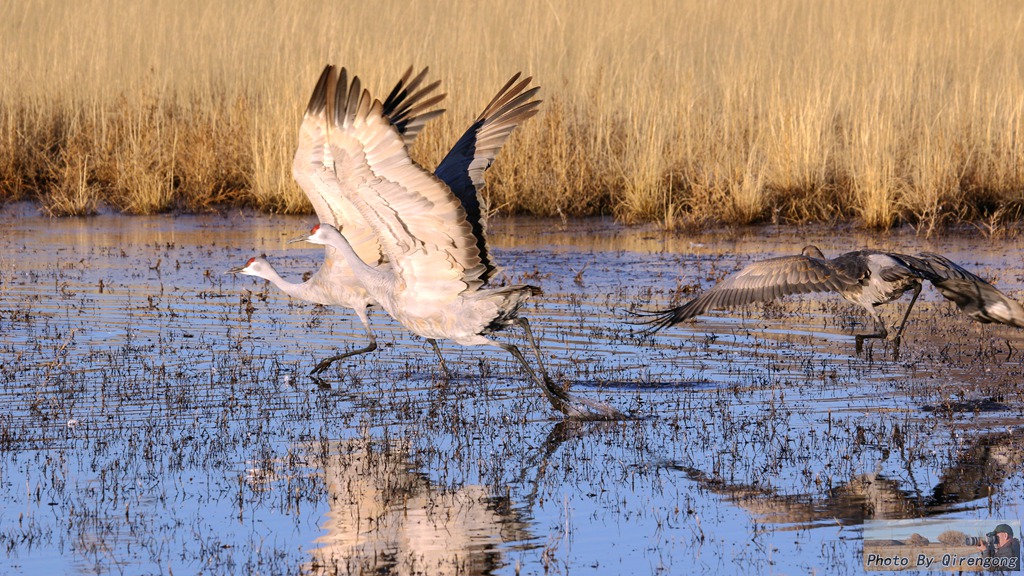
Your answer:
[542,376,627,421]
[891,336,902,361]
[426,339,453,380]
[308,342,378,377]
[430,358,454,382]
[559,393,628,421]
[854,332,887,357]
[310,357,340,376]
[310,375,332,390]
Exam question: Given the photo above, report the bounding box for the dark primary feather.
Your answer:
[381,66,447,144]
[302,65,445,146]
[433,73,541,285]
[303,66,334,119]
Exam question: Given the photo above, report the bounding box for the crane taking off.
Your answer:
[639,246,1024,356]
[231,66,541,377]
[292,66,622,420]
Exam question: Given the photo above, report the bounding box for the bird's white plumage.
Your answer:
[234,65,551,380]
[293,67,385,269]
[325,93,486,299]
[231,66,449,375]
[298,67,621,419]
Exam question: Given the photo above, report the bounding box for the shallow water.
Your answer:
[1,205,1022,575]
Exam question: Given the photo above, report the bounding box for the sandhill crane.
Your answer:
[228,254,382,374]
[231,66,540,376]
[639,245,1024,356]
[292,67,622,420]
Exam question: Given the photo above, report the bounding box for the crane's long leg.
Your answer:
[310,331,377,376]
[854,306,889,354]
[497,341,572,412]
[512,317,553,385]
[494,329,625,421]
[427,338,452,379]
[891,283,922,352]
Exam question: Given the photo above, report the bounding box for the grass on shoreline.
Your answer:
[2,0,1023,233]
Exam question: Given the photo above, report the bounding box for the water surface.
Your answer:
[1,205,1022,574]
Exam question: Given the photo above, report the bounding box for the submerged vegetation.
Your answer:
[2,1,1023,231]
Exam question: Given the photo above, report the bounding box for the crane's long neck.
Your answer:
[322,231,389,288]
[257,264,312,301]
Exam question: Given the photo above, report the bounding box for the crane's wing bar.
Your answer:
[434,73,541,285]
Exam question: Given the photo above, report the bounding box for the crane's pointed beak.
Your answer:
[286,233,312,245]
[225,265,247,275]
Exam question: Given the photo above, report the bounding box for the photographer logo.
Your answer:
[863,519,1020,572]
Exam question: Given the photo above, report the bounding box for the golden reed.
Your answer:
[2,1,1022,232]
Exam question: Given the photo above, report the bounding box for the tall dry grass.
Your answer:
[2,0,1023,231]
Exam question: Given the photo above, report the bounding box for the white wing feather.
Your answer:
[291,66,383,267]
[325,71,487,297]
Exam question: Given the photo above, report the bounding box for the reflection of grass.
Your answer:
[2,1,1023,227]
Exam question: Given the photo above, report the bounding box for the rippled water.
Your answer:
[1,204,1022,574]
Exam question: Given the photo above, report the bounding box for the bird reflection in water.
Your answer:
[302,439,532,576]
[667,430,1024,528]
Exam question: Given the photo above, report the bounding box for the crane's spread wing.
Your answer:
[291,66,379,266]
[381,66,447,145]
[292,66,341,227]
[292,65,447,267]
[434,74,541,285]
[918,252,1024,327]
[839,251,926,284]
[638,254,857,333]
[323,68,487,296]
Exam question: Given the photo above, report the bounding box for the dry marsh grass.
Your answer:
[2,0,1023,230]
